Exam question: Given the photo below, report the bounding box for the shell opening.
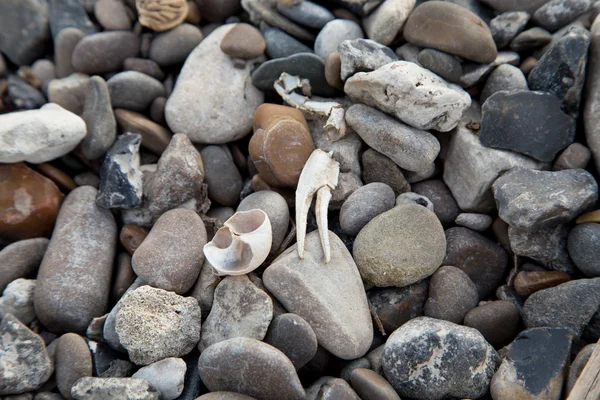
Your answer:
[225,209,267,235]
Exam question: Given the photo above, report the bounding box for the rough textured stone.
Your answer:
[350,368,401,400]
[569,223,600,276]
[338,39,398,81]
[490,11,531,48]
[71,377,159,400]
[81,76,116,161]
[534,0,594,31]
[367,280,428,334]
[131,358,186,400]
[361,149,411,196]
[107,71,165,112]
[198,338,305,400]
[345,61,471,132]
[424,265,479,323]
[417,48,463,83]
[0,0,50,66]
[382,317,500,400]
[464,301,521,347]
[403,1,498,63]
[34,186,117,334]
[72,31,140,74]
[265,313,317,370]
[314,19,364,59]
[55,333,92,399]
[412,180,460,225]
[201,146,243,206]
[165,25,264,144]
[339,183,395,236]
[276,1,334,29]
[363,0,416,45]
[480,64,528,104]
[149,23,203,66]
[263,231,373,360]
[0,279,36,325]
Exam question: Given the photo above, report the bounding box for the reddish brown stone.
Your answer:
[514,270,572,297]
[36,163,77,192]
[119,223,149,255]
[0,163,64,243]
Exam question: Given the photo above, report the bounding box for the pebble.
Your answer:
[263,230,373,360]
[463,301,521,347]
[48,0,95,39]
[403,1,497,63]
[346,104,440,171]
[131,358,186,400]
[149,97,166,125]
[314,19,364,60]
[276,1,334,29]
[568,344,597,394]
[480,64,528,104]
[554,142,592,170]
[345,61,471,132]
[534,0,594,31]
[396,192,434,210]
[510,27,553,51]
[115,286,201,365]
[72,31,140,74]
[133,208,206,294]
[137,0,188,32]
[70,377,159,400]
[490,327,572,399]
[0,0,50,66]
[47,73,89,114]
[331,172,363,209]
[197,0,241,21]
[237,190,290,255]
[529,25,591,117]
[353,204,446,287]
[0,239,48,293]
[196,393,256,400]
[361,149,411,196]
[220,23,266,59]
[305,377,360,400]
[568,223,600,276]
[94,0,131,30]
[324,51,344,90]
[165,25,264,144]
[123,58,165,81]
[0,164,63,243]
[201,146,243,206]
[111,253,136,302]
[363,0,416,45]
[107,71,165,112]
[190,260,219,316]
[350,368,401,400]
[198,338,305,400]
[81,76,116,161]
[54,28,84,79]
[7,75,45,110]
[339,183,395,236]
[149,24,203,66]
[459,51,521,87]
[492,168,598,230]
[585,17,600,174]
[417,49,462,83]
[96,134,143,210]
[0,279,36,325]
[520,55,538,73]
[490,11,531,48]
[30,60,56,93]
[424,265,479,323]
[0,314,52,395]
[367,280,429,334]
[382,317,500,399]
[263,27,313,59]
[514,270,572,297]
[55,333,93,399]
[338,39,398,81]
[251,52,336,96]
[114,109,173,155]
[264,313,318,370]
[444,227,510,298]
[412,180,460,225]
[455,213,493,231]
[481,91,575,162]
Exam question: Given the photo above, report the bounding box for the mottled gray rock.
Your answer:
[480,64,528,104]
[368,280,428,334]
[339,183,396,236]
[412,180,460,225]
[0,279,36,325]
[263,28,313,59]
[198,338,305,400]
[81,76,116,160]
[201,146,243,207]
[361,149,410,196]
[585,16,600,175]
[71,377,159,400]
[305,377,360,400]
[464,301,521,347]
[345,104,440,171]
[396,192,434,211]
[382,317,500,400]
[455,213,493,231]
[493,168,598,230]
[338,39,398,80]
[510,27,553,51]
[459,51,520,87]
[276,1,334,29]
[554,142,592,170]
[315,19,364,59]
[534,0,594,31]
[263,231,373,360]
[345,61,471,132]
[0,238,48,294]
[417,49,462,83]
[265,313,318,370]
[115,286,201,365]
[490,11,531,48]
[568,223,600,276]
[363,0,416,45]
[479,0,551,13]
[132,358,186,400]
[0,314,52,395]
[424,266,479,323]
[148,24,204,67]
[0,0,50,66]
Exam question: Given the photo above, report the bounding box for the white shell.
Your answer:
[203,209,272,276]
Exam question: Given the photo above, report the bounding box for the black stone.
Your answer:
[6,75,45,110]
[0,0,50,66]
[97,134,143,210]
[263,28,313,60]
[177,348,207,400]
[480,90,575,162]
[251,53,337,96]
[48,0,95,40]
[529,25,591,117]
[367,280,428,334]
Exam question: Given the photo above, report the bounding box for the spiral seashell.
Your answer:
[136,0,189,32]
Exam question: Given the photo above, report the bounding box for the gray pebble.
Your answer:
[553,143,592,170]
[463,300,521,347]
[107,71,165,112]
[490,11,530,48]
[481,64,528,104]
[534,0,594,31]
[510,27,553,51]
[47,73,89,115]
[200,146,243,207]
[123,58,165,81]
[361,149,411,196]
[568,223,600,276]
[276,1,334,29]
[7,75,45,110]
[412,179,460,225]
[424,265,479,323]
[305,377,360,400]
[395,43,421,65]
[0,238,48,293]
[417,48,462,83]
[396,192,434,211]
[265,313,318,370]
[459,51,521,87]
[131,358,186,400]
[30,59,56,93]
[455,213,493,231]
[81,76,116,160]
[54,27,84,79]
[314,19,364,59]
[263,27,313,59]
[339,183,396,236]
[149,24,204,66]
[338,38,398,80]
[72,31,140,74]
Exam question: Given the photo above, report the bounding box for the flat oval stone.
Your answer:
[490,11,530,48]
[510,27,553,51]
[72,31,140,74]
[481,64,528,104]
[417,48,462,83]
[361,148,411,196]
[81,76,116,161]
[149,23,204,67]
[124,58,165,80]
[314,19,364,59]
[107,71,165,112]
[340,182,396,236]
[264,313,318,370]
[34,186,117,334]
[353,204,446,287]
[220,23,266,59]
[533,0,593,31]
[403,1,498,63]
[54,27,85,78]
[55,333,92,398]
[514,270,572,297]
[264,27,313,59]
[94,0,131,31]
[412,180,460,225]
[463,300,521,347]
[0,238,48,293]
[200,146,243,206]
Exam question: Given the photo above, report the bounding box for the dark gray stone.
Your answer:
[263,28,313,59]
[480,64,528,104]
[490,328,572,399]
[568,223,600,277]
[97,134,143,210]
[493,168,598,230]
[338,39,398,81]
[265,313,318,370]
[48,0,95,40]
[496,285,525,312]
[6,75,45,110]
[361,149,411,196]
[463,300,521,347]
[529,25,591,117]
[412,180,461,226]
[534,0,594,31]
[480,91,575,162]
[0,0,50,66]
[339,183,396,236]
[490,11,531,48]
[251,53,337,96]
[459,51,521,88]
[107,71,165,112]
[123,58,165,81]
[417,49,462,83]
[81,76,116,161]
[200,146,243,207]
[367,280,428,334]
[443,227,510,299]
[510,27,553,51]
[330,0,383,15]
[305,377,360,400]
[522,278,600,337]
[424,266,479,324]
[382,317,500,400]
[275,1,335,29]
[72,31,140,75]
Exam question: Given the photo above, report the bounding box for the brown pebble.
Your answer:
[514,270,572,297]
[577,209,600,224]
[491,217,510,248]
[136,0,188,32]
[55,333,93,399]
[120,223,149,255]
[350,368,401,400]
[112,252,136,302]
[186,1,202,24]
[220,23,266,59]
[520,56,538,75]
[463,300,521,348]
[36,163,77,192]
[325,51,344,90]
[115,108,173,154]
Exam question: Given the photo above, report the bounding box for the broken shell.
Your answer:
[203,209,272,276]
[136,0,188,32]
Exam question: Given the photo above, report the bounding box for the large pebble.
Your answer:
[493,167,598,230]
[201,146,243,206]
[424,265,479,323]
[0,0,50,66]
[72,31,140,74]
[34,186,117,334]
[149,24,203,66]
[0,279,36,325]
[131,358,186,400]
[345,104,440,172]
[339,183,395,236]
[55,333,92,399]
[80,76,116,160]
[585,17,600,175]
[198,338,305,400]
[480,64,528,104]
[344,61,471,132]
[314,19,363,59]
[403,1,498,63]
[463,301,521,347]
[132,208,206,294]
[338,39,398,81]
[361,149,411,196]
[354,204,446,287]
[71,377,159,400]
[382,317,500,400]
[165,25,264,144]
[490,11,530,48]
[0,239,48,293]
[417,48,462,83]
[368,280,428,334]
[263,230,373,360]
[568,223,600,276]
[115,286,201,365]
[276,1,334,29]
[0,104,86,163]
[264,313,318,370]
[107,71,165,112]
[363,0,416,45]
[533,0,594,31]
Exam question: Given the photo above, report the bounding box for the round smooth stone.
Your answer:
[463,300,521,347]
[424,265,479,323]
[325,51,343,90]
[94,0,131,31]
[350,368,401,400]
[340,183,396,236]
[417,48,462,83]
[568,223,600,277]
[200,146,243,206]
[55,333,92,397]
[481,64,528,104]
[220,23,266,59]
[275,1,334,29]
[514,270,572,297]
[264,313,318,370]
[123,58,165,80]
[396,192,434,211]
[107,71,165,112]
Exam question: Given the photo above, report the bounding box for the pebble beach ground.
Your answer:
[1,0,600,399]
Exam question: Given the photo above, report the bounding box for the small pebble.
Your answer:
[35,163,77,192]
[340,183,396,236]
[417,48,462,83]
[368,280,428,334]
[276,1,334,29]
[123,58,165,80]
[200,146,243,206]
[363,0,416,46]
[350,368,401,400]
[72,31,140,74]
[131,358,186,400]
[47,73,89,114]
[412,179,460,225]
[71,377,159,400]
[553,142,592,170]
[455,213,493,231]
[107,71,165,112]
[324,51,344,90]
[55,333,93,399]
[94,0,131,31]
[361,149,411,196]
[490,11,531,48]
[568,223,600,277]
[510,27,553,51]
[0,279,37,325]
[263,27,313,59]
[338,38,399,81]
[480,64,528,104]
[305,377,360,399]
[54,28,85,79]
